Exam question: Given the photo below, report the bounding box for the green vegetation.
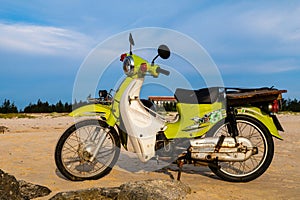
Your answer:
[0,113,35,119]
[0,99,18,113]
[23,99,72,113]
[0,99,90,114]
[281,98,300,112]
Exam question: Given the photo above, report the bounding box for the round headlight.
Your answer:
[123,56,134,75]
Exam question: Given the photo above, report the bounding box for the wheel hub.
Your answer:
[77,142,96,162]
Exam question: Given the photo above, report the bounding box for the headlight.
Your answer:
[123,56,134,75]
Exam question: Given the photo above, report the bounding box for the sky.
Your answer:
[0,0,299,109]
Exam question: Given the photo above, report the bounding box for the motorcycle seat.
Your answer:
[174,87,222,104]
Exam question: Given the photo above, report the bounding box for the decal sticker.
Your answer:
[182,109,226,132]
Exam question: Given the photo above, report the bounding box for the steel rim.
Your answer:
[61,124,117,178]
[213,120,268,177]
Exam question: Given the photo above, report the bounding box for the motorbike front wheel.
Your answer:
[207,115,274,182]
[55,119,120,181]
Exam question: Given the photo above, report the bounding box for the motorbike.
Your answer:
[55,33,287,182]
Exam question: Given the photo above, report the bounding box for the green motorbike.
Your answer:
[55,34,286,182]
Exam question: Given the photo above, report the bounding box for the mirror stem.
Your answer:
[130,44,132,55]
[151,54,159,66]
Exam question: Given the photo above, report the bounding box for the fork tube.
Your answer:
[88,127,100,141]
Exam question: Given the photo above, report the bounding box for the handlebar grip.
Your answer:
[156,67,170,76]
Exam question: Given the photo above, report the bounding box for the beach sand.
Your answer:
[0,113,299,199]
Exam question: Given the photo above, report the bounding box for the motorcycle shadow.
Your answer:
[55,168,70,181]
[115,151,221,181]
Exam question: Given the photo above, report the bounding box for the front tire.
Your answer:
[55,120,120,181]
[208,115,274,182]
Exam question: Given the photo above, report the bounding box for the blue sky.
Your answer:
[0,0,299,109]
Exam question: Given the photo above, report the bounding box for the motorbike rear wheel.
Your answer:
[207,115,274,182]
[55,119,120,181]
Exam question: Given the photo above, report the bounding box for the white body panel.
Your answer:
[120,78,164,162]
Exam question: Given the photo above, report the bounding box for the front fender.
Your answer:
[70,104,111,119]
[236,107,283,140]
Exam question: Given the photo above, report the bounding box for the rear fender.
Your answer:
[236,107,283,140]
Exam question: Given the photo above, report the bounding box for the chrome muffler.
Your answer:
[189,136,256,162]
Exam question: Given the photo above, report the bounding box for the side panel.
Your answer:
[164,102,226,139]
[236,107,283,140]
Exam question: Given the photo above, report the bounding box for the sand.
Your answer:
[0,113,299,199]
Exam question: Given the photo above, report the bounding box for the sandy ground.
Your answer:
[0,113,299,200]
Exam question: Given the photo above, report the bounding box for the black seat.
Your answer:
[174,87,222,104]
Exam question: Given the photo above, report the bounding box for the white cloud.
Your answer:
[172,2,300,75]
[0,22,95,57]
[237,5,300,44]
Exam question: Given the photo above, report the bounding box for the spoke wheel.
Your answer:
[55,120,120,181]
[208,115,274,182]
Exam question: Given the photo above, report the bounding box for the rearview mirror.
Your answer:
[158,44,170,59]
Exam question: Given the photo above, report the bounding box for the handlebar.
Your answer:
[156,67,170,76]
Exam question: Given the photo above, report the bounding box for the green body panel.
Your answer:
[107,77,133,126]
[164,102,225,139]
[69,104,112,120]
[236,107,283,139]
[130,54,160,78]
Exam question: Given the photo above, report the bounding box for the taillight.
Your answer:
[140,63,147,72]
[120,53,127,61]
[271,100,279,113]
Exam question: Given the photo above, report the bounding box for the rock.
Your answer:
[1,167,189,200]
[118,179,191,200]
[18,180,51,199]
[49,187,120,200]
[0,169,22,200]
[0,169,51,200]
[50,179,191,200]
[0,126,9,134]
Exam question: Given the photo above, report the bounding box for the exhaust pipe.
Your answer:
[205,154,213,161]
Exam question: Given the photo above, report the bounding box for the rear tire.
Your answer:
[208,115,274,182]
[55,120,120,181]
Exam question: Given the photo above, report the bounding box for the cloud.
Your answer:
[171,2,300,75]
[0,22,95,57]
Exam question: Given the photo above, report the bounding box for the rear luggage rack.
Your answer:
[226,87,287,106]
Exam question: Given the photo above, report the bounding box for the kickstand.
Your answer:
[156,155,160,165]
[177,159,184,181]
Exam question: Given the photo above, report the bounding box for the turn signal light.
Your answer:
[120,53,127,61]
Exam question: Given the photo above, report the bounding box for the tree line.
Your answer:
[0,98,300,113]
[0,99,88,113]
[281,98,300,112]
